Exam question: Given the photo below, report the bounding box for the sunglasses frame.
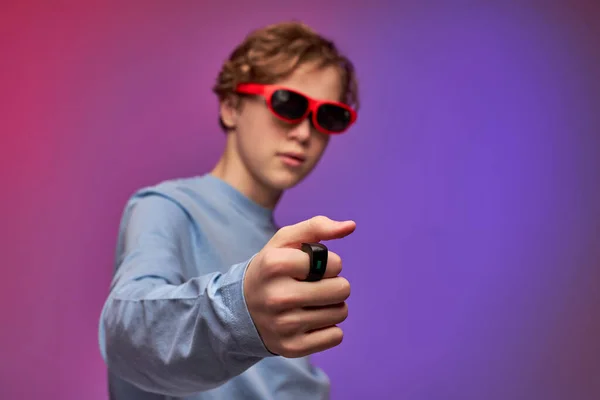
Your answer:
[235,83,357,134]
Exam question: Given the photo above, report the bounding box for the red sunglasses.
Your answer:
[235,83,357,134]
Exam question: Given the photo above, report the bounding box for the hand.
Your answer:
[244,216,356,358]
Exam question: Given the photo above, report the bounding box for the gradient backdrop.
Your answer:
[2,1,600,399]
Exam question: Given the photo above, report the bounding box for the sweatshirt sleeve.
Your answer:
[98,195,274,396]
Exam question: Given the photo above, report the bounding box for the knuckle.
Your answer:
[261,250,284,277]
[331,327,344,346]
[338,302,349,321]
[330,252,342,273]
[276,225,292,238]
[340,302,348,318]
[263,294,281,311]
[264,290,295,311]
[312,215,328,223]
[261,249,277,268]
[273,314,299,336]
[337,278,351,299]
[280,339,305,358]
[310,215,328,230]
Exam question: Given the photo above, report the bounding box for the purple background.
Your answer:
[2,1,600,399]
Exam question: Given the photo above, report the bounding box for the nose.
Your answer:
[288,115,312,143]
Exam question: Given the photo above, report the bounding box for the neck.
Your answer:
[210,134,282,210]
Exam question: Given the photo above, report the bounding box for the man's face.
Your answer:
[230,62,343,191]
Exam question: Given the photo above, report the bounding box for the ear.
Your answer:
[219,96,239,130]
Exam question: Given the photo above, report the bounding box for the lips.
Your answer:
[279,152,306,162]
[278,152,306,167]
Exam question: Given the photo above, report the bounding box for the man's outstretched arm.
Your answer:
[98,195,272,396]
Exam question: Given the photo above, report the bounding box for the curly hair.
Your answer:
[212,21,359,131]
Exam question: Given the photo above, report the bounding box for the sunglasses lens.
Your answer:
[316,104,353,133]
[270,90,308,120]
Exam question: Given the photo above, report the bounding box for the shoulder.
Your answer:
[120,176,203,234]
[130,175,201,202]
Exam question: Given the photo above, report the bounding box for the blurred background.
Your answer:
[1,1,600,399]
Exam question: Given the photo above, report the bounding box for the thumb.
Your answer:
[269,216,356,248]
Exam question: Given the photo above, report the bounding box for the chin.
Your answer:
[265,169,308,190]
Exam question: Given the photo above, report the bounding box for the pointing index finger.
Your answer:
[270,216,356,249]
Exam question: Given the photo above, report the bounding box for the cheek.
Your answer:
[312,134,330,155]
[237,110,283,160]
[241,105,282,138]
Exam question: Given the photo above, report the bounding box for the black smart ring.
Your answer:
[301,242,328,282]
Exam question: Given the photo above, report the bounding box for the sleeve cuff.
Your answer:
[219,254,276,359]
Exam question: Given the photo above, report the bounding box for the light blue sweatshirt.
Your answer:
[98,174,330,399]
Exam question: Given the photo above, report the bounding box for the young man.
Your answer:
[98,21,360,399]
